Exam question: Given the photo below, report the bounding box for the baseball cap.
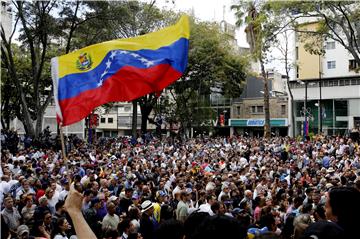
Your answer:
[232,208,245,215]
[108,195,118,202]
[60,178,69,185]
[132,193,140,200]
[91,197,101,206]
[17,225,29,236]
[156,190,167,198]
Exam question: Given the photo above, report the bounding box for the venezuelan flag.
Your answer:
[51,15,190,126]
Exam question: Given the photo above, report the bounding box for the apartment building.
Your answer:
[290,21,360,136]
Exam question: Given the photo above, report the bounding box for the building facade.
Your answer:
[290,21,360,136]
[95,103,156,137]
[229,74,289,137]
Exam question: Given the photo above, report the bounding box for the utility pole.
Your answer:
[116,104,119,137]
[304,81,308,139]
[319,55,322,134]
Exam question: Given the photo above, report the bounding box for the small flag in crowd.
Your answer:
[51,16,190,126]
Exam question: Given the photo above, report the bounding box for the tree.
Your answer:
[271,1,360,66]
[231,1,293,138]
[1,45,25,130]
[232,1,270,138]
[1,1,166,138]
[1,1,114,138]
[161,17,248,138]
[1,1,61,138]
[74,0,168,137]
[273,30,296,137]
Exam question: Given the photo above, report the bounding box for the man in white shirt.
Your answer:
[102,202,120,231]
[15,179,35,200]
[198,194,216,216]
[218,183,230,201]
[58,179,69,201]
[176,191,189,222]
[0,175,11,195]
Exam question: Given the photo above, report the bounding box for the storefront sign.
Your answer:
[247,119,265,126]
[229,118,288,127]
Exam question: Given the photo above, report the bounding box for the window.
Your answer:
[326,42,335,50]
[295,47,299,60]
[100,118,105,123]
[327,61,336,69]
[349,59,359,71]
[108,118,113,123]
[251,106,264,114]
[237,106,241,115]
[251,106,256,113]
[281,105,286,115]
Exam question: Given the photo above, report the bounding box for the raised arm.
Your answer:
[64,183,97,239]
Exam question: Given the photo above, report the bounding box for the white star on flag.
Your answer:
[119,50,128,54]
[144,61,155,67]
[110,51,117,59]
[100,70,108,78]
[131,53,140,58]
[139,58,148,63]
[106,59,111,68]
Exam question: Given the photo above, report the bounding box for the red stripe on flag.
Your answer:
[58,64,182,126]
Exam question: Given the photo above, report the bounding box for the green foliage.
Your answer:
[1,1,65,135]
[165,17,248,133]
[231,1,281,61]
[269,1,360,64]
[2,1,249,137]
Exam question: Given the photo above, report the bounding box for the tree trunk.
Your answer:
[260,58,271,138]
[1,118,6,130]
[141,108,149,134]
[35,112,43,138]
[140,106,153,135]
[19,92,35,137]
[286,79,296,137]
[131,100,138,138]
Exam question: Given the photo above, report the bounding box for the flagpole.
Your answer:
[59,122,69,173]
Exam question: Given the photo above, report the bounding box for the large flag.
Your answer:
[51,15,190,126]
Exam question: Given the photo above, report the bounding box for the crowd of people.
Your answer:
[1,130,360,239]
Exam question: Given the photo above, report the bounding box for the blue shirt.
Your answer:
[323,156,330,168]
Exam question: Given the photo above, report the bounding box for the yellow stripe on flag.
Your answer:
[58,15,190,78]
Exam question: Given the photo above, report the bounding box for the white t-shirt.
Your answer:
[198,203,214,216]
[0,181,10,194]
[54,234,68,239]
[59,190,69,201]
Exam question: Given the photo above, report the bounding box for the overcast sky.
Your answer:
[152,0,249,47]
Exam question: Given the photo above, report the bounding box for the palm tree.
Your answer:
[232,1,271,138]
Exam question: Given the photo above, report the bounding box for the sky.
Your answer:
[152,0,249,47]
[152,0,292,76]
